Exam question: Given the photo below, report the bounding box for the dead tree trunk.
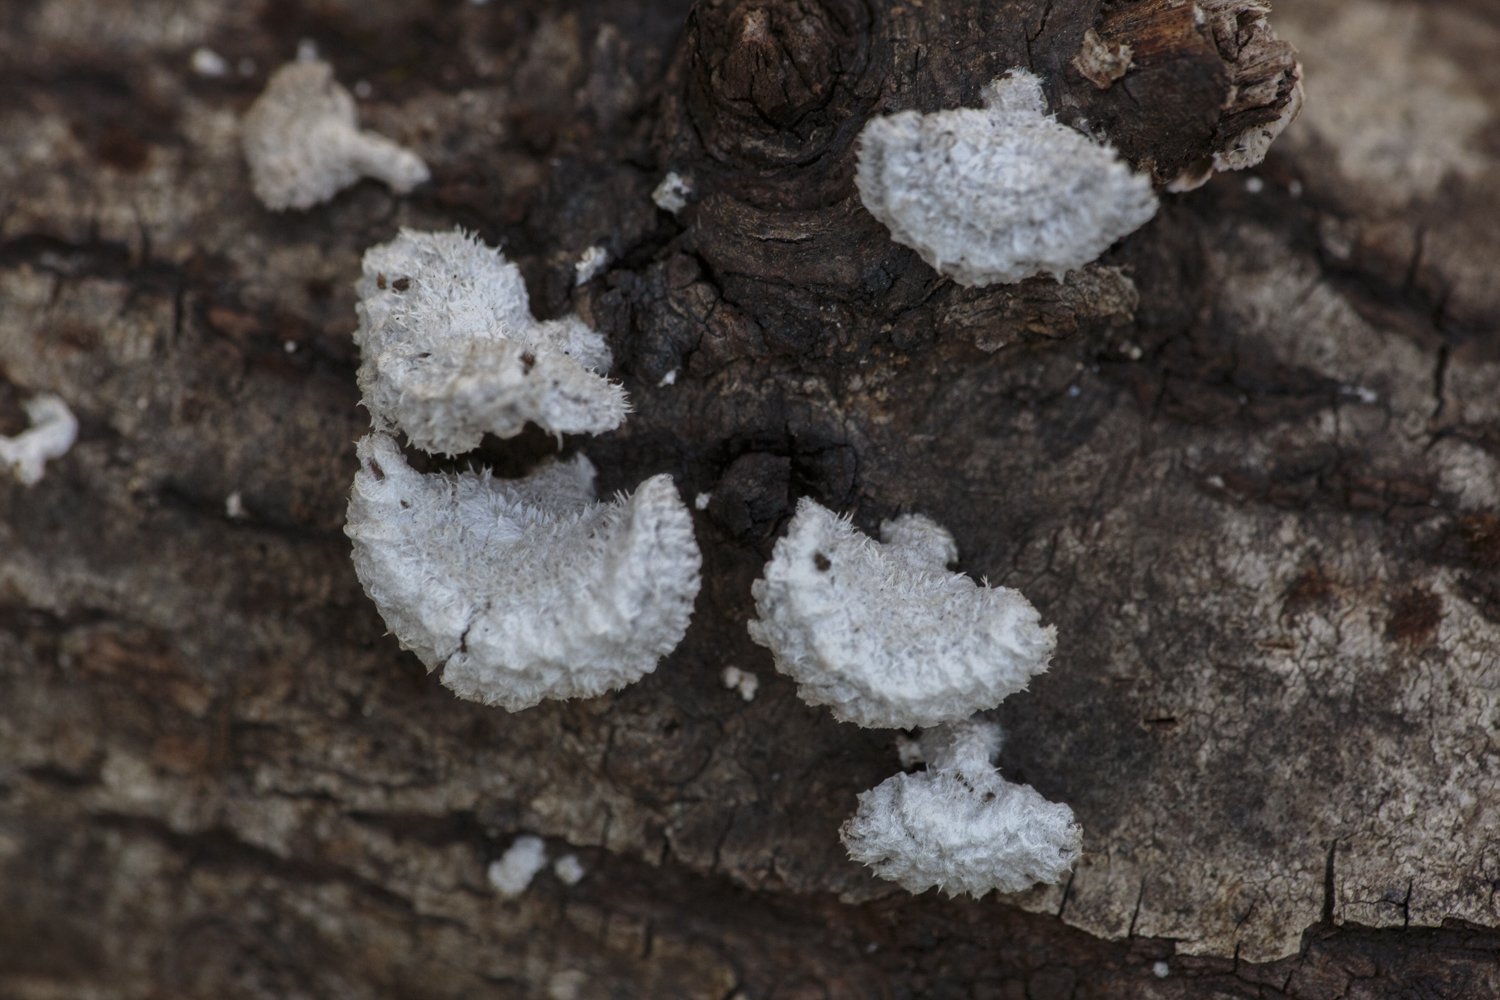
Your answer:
[3,0,1499,996]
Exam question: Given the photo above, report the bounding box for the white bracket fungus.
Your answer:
[346,433,701,711]
[0,394,78,486]
[855,70,1158,286]
[747,499,1056,730]
[355,229,629,454]
[841,718,1081,896]
[241,57,429,211]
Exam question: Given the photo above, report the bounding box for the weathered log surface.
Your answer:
[2,0,1498,995]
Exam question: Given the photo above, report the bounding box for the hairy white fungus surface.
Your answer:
[241,57,429,211]
[841,718,1081,896]
[0,394,78,486]
[355,229,628,454]
[488,835,548,898]
[748,499,1055,729]
[855,70,1158,286]
[346,433,701,711]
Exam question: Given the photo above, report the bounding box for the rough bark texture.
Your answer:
[2,0,1499,996]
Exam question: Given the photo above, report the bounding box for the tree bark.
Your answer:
[2,0,1499,996]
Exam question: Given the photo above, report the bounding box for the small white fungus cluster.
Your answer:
[721,665,759,702]
[748,500,1056,729]
[842,718,1081,896]
[347,434,700,711]
[748,500,1079,896]
[855,70,1158,286]
[241,57,429,211]
[0,394,78,486]
[355,229,627,454]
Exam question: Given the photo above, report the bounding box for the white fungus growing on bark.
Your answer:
[747,499,1056,730]
[0,394,78,486]
[354,229,628,454]
[345,433,701,711]
[841,718,1081,896]
[652,171,691,214]
[241,57,429,211]
[855,70,1158,286]
[488,835,548,898]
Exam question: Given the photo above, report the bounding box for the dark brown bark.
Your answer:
[2,0,1499,996]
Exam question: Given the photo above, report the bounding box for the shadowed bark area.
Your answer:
[2,0,1499,996]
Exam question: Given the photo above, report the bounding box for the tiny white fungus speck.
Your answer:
[191,47,229,78]
[653,172,691,214]
[721,666,759,702]
[553,854,586,885]
[0,395,78,487]
[488,835,547,898]
[574,245,608,286]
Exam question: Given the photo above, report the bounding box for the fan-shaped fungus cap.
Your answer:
[354,229,629,454]
[840,718,1081,896]
[747,499,1056,730]
[241,58,429,211]
[345,433,701,711]
[855,70,1158,286]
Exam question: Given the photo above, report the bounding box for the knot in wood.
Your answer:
[688,0,868,165]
